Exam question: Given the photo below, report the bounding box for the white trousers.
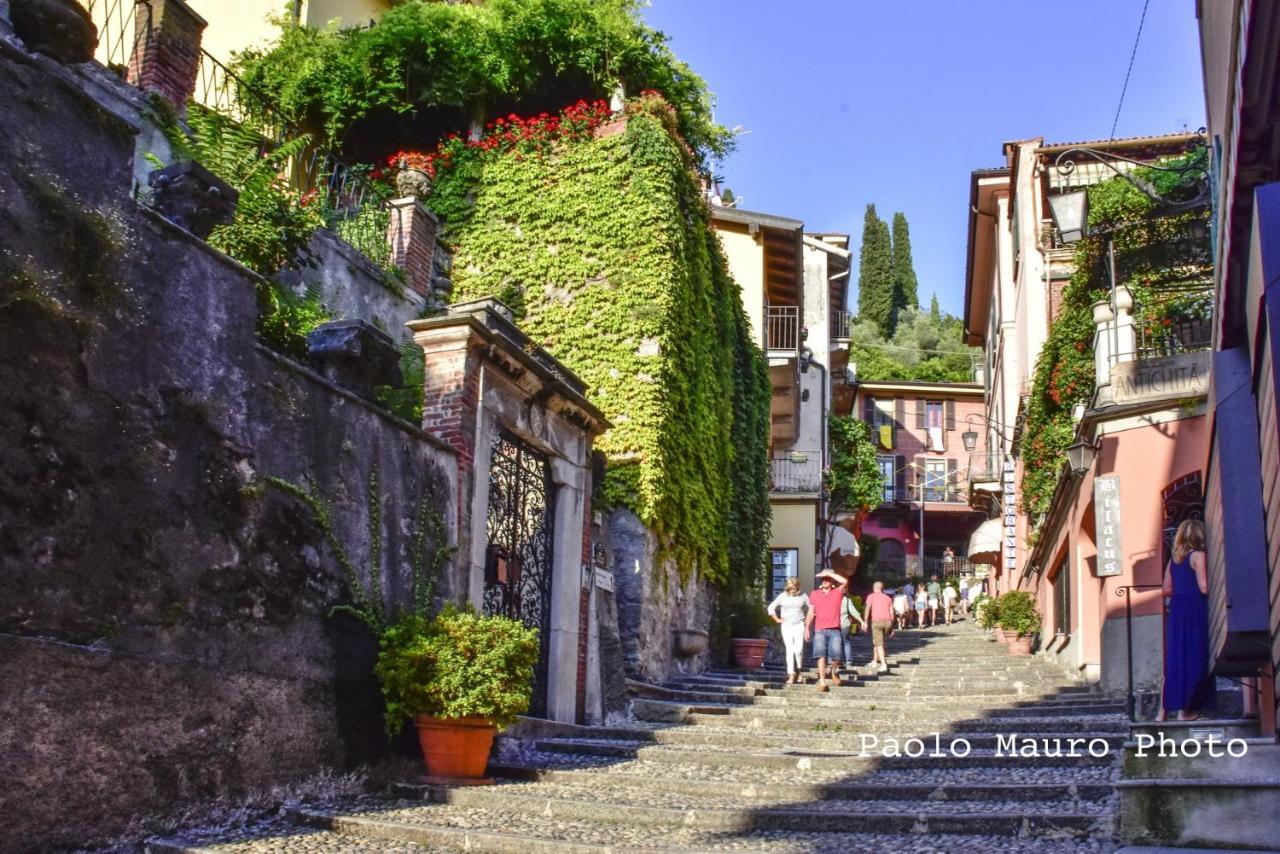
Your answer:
[781,622,805,675]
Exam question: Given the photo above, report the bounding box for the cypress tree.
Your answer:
[857,204,894,336]
[890,212,919,333]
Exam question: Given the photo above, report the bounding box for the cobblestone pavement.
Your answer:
[146,621,1125,853]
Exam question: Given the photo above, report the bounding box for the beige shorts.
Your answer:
[871,620,892,646]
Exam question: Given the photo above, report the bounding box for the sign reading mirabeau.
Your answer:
[1112,351,1210,405]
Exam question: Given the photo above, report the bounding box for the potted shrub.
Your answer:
[376,605,539,779]
[997,591,1041,656]
[975,594,1002,640]
[728,595,771,670]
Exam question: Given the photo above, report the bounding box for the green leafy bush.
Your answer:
[997,590,1040,637]
[375,605,539,735]
[255,282,333,360]
[234,0,731,166]
[975,594,999,629]
[826,416,884,516]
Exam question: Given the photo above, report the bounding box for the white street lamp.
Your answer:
[1048,189,1089,244]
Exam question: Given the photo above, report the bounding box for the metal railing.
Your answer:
[876,486,968,505]
[765,305,800,352]
[191,50,398,273]
[87,0,148,79]
[1133,316,1212,359]
[769,456,822,493]
[872,555,979,579]
[966,451,1004,488]
[831,310,853,341]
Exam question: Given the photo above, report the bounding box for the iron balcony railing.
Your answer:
[877,486,968,505]
[872,555,980,579]
[831,310,853,341]
[1133,316,1212,359]
[769,456,822,493]
[765,305,800,352]
[966,451,1004,489]
[87,0,147,76]
[192,50,398,273]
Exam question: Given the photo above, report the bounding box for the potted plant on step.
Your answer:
[377,605,539,780]
[997,591,1040,656]
[728,593,771,670]
[976,593,1001,640]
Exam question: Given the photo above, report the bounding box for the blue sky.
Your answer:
[640,0,1207,316]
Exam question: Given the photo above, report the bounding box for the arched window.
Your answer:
[1161,472,1204,566]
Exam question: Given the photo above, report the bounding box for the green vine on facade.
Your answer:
[1019,149,1212,526]
[435,99,769,587]
[825,415,884,518]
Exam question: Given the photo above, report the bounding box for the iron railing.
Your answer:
[871,555,979,579]
[1133,316,1212,359]
[765,305,800,352]
[191,50,398,273]
[966,451,1004,488]
[86,0,148,79]
[831,310,853,341]
[769,456,822,493]
[876,486,967,505]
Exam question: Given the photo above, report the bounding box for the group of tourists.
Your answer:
[766,564,993,690]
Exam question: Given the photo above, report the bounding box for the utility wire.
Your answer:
[1110,0,1152,139]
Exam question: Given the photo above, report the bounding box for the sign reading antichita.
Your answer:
[1112,351,1209,405]
[1093,475,1123,577]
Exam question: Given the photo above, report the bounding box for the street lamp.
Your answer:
[1066,437,1098,477]
[1048,189,1089,244]
[962,428,979,452]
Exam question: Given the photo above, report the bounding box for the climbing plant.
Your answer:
[435,97,769,587]
[825,415,884,518]
[1020,148,1212,528]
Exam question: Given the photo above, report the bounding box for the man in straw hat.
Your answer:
[804,569,849,691]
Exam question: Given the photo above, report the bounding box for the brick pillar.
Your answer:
[386,198,438,300]
[129,0,206,110]
[410,329,479,468]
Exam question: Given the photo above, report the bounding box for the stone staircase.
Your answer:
[147,622,1128,853]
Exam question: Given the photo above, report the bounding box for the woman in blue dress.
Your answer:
[1156,519,1213,722]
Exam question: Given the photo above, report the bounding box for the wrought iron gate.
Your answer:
[483,431,556,717]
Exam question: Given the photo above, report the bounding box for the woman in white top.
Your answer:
[768,578,809,683]
[893,589,908,629]
[942,582,958,624]
[914,586,927,626]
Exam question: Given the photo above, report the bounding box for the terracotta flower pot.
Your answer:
[12,0,98,64]
[1007,635,1033,656]
[731,638,768,669]
[993,625,1007,643]
[414,715,496,779]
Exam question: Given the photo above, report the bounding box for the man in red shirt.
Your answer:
[804,569,849,690]
[863,580,894,673]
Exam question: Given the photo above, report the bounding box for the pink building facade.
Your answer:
[846,381,989,579]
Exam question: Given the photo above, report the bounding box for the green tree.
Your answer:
[890,212,918,329]
[857,204,894,336]
[825,415,884,518]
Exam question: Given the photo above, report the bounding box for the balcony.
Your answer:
[875,486,970,506]
[765,305,800,352]
[831,310,853,341]
[1133,316,1212,359]
[770,455,822,494]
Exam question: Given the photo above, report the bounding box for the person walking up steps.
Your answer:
[892,586,908,630]
[864,581,894,673]
[1156,519,1214,722]
[841,587,868,675]
[943,579,958,624]
[804,569,848,691]
[914,583,927,628]
[926,575,942,628]
[768,578,809,684]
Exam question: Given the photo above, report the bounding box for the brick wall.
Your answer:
[130,0,206,109]
[386,199,438,299]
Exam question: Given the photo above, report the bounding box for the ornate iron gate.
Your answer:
[483,431,556,717]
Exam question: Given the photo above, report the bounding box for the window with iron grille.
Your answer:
[877,455,895,503]
[1053,558,1071,636]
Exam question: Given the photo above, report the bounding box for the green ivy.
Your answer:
[1020,149,1212,526]
[826,415,884,516]
[439,107,769,586]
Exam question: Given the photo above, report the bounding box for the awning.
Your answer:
[967,517,1003,565]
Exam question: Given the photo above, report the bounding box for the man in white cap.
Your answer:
[804,569,849,691]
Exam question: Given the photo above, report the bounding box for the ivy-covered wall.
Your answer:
[442,109,771,586]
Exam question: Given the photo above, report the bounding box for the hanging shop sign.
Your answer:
[1093,475,1123,577]
[1003,457,1017,572]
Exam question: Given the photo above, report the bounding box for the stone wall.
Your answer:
[0,43,458,852]
[609,509,716,684]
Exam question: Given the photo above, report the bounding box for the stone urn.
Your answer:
[395,167,432,200]
[11,0,98,64]
[672,628,709,659]
[147,161,240,240]
[730,638,768,670]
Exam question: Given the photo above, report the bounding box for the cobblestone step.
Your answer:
[470,767,1117,802]
[532,738,1120,770]
[676,712,1129,735]
[395,782,1114,836]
